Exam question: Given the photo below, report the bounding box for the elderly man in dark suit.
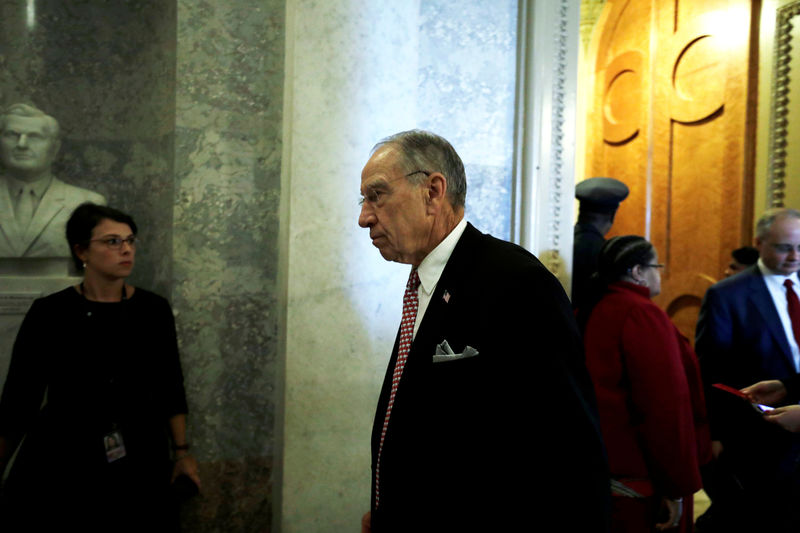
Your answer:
[696,207,800,532]
[358,130,610,533]
[0,103,105,258]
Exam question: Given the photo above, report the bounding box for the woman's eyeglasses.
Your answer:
[89,236,138,249]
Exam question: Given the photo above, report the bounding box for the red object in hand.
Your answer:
[712,383,750,400]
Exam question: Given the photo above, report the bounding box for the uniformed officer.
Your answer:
[572,177,629,310]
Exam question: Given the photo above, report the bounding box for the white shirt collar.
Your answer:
[757,258,800,285]
[415,217,467,297]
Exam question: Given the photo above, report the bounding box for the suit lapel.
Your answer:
[405,224,479,368]
[0,180,25,255]
[748,268,795,370]
[410,280,452,359]
[373,224,479,447]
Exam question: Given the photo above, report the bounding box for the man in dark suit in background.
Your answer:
[571,177,629,310]
[696,207,800,532]
[724,245,759,278]
[358,130,610,533]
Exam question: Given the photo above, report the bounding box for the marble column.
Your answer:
[174,0,284,530]
[276,2,420,530]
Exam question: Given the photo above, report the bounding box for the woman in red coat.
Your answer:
[578,235,711,532]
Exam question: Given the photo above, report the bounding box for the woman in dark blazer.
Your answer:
[578,235,711,533]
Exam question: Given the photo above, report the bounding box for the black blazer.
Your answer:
[370,223,610,532]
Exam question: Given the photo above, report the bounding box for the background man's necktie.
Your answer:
[784,279,800,348]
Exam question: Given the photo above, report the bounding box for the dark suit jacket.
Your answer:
[572,221,605,310]
[370,223,610,533]
[696,265,800,484]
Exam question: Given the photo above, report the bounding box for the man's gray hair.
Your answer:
[756,207,800,239]
[0,103,60,138]
[373,129,467,208]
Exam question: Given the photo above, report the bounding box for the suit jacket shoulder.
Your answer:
[48,177,105,201]
[444,223,561,293]
[704,264,764,299]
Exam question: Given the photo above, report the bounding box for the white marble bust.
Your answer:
[0,103,105,258]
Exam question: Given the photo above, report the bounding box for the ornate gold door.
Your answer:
[584,0,758,339]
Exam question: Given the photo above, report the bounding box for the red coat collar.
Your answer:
[607,280,652,299]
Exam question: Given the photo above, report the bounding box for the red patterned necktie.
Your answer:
[785,279,800,348]
[375,268,420,508]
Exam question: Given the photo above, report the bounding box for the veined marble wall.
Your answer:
[174,0,284,531]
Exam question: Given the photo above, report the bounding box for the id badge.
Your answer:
[104,430,127,463]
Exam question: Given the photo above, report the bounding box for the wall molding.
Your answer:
[512,0,579,288]
[768,0,800,207]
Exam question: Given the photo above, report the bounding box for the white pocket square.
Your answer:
[432,340,479,363]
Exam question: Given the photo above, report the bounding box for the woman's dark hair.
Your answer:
[66,203,138,272]
[595,235,655,285]
[576,235,655,331]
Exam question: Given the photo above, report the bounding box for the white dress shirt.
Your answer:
[412,217,467,339]
[758,259,800,371]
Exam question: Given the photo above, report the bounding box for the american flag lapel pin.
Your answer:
[442,290,451,303]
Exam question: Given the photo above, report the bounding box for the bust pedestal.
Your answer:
[0,258,79,379]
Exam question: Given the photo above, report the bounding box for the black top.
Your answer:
[0,286,188,528]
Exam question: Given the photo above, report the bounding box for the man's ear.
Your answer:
[425,172,448,214]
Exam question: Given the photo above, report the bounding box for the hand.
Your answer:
[741,380,786,406]
[361,511,371,533]
[764,405,800,433]
[654,497,683,530]
[172,453,201,489]
[711,440,724,460]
